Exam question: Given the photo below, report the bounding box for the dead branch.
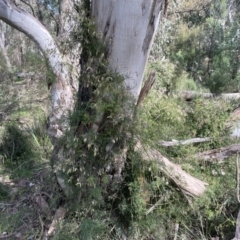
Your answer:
[135,142,208,197]
[180,90,240,101]
[181,91,214,100]
[194,143,240,162]
[159,137,211,147]
[47,207,66,237]
[137,71,155,106]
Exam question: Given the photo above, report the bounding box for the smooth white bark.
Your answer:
[92,0,164,98]
[0,31,12,71]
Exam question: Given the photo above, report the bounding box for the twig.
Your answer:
[146,198,162,215]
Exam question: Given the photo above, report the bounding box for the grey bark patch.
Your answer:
[104,15,111,38]
[141,0,148,16]
[142,0,163,54]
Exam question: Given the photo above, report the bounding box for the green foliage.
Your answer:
[0,1,239,239]
[147,59,199,92]
[161,0,240,93]
[138,92,187,143]
[186,99,230,142]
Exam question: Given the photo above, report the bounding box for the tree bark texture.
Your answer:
[91,0,164,98]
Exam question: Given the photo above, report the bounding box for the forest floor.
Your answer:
[0,75,62,239]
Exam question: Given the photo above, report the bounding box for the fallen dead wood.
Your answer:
[159,137,211,147]
[181,91,214,100]
[137,71,155,106]
[135,142,208,197]
[47,207,66,236]
[194,143,240,162]
[180,90,240,101]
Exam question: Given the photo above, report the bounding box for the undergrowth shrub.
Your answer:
[133,70,236,238]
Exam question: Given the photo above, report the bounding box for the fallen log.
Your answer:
[135,142,208,197]
[181,91,214,100]
[159,137,211,147]
[180,91,240,101]
[194,143,240,162]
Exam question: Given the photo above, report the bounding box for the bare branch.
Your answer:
[194,143,240,162]
[135,141,208,197]
[159,137,211,147]
[137,71,155,106]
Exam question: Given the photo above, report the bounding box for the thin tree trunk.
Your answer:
[233,210,240,240]
[0,21,12,72]
[0,35,11,72]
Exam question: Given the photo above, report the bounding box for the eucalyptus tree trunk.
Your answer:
[91,0,163,98]
[0,0,166,195]
[87,0,164,189]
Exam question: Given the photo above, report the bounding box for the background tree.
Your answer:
[160,0,240,93]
